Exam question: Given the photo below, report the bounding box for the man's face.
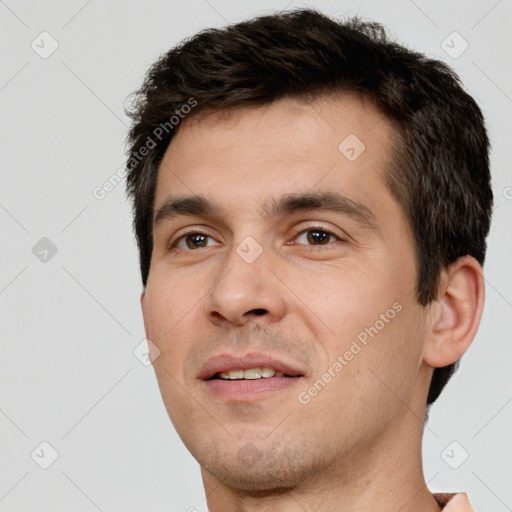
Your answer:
[141,95,433,489]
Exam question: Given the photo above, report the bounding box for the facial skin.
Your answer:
[140,94,484,512]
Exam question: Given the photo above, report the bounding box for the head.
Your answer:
[125,8,492,490]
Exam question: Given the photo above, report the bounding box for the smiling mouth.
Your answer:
[209,367,304,380]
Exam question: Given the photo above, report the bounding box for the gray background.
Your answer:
[0,0,511,510]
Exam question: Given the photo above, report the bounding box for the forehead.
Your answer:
[153,93,398,228]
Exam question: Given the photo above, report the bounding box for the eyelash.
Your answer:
[169,226,344,251]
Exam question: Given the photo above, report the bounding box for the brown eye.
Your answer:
[295,228,340,246]
[185,233,207,249]
[172,232,218,250]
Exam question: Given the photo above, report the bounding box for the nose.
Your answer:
[203,243,289,328]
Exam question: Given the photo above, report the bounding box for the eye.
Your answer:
[169,227,343,252]
[171,231,219,251]
[293,227,342,246]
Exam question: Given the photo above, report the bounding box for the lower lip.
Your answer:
[202,376,302,400]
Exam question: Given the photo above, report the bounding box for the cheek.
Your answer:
[144,264,200,328]
[293,258,422,397]
[284,256,406,336]
[143,269,201,369]
[309,303,425,443]
[354,302,424,399]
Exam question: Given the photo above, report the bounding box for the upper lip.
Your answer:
[198,352,307,380]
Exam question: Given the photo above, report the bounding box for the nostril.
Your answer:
[249,308,267,316]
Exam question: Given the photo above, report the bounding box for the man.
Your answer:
[124,8,491,511]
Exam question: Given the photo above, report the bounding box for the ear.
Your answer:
[423,256,485,368]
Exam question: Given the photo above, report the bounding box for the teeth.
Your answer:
[218,367,286,380]
[261,367,275,378]
[244,368,262,379]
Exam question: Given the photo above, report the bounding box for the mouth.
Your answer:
[199,353,306,380]
[199,353,306,400]
[208,367,302,380]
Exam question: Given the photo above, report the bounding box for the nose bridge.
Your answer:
[203,235,287,326]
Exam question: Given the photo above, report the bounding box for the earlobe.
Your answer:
[423,256,485,369]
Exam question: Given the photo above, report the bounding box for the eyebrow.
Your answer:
[153,191,377,230]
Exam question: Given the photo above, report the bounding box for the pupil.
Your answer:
[187,234,207,249]
[307,230,329,245]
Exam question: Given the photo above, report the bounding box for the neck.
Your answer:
[201,400,441,512]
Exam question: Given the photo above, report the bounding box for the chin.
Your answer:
[195,438,326,492]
